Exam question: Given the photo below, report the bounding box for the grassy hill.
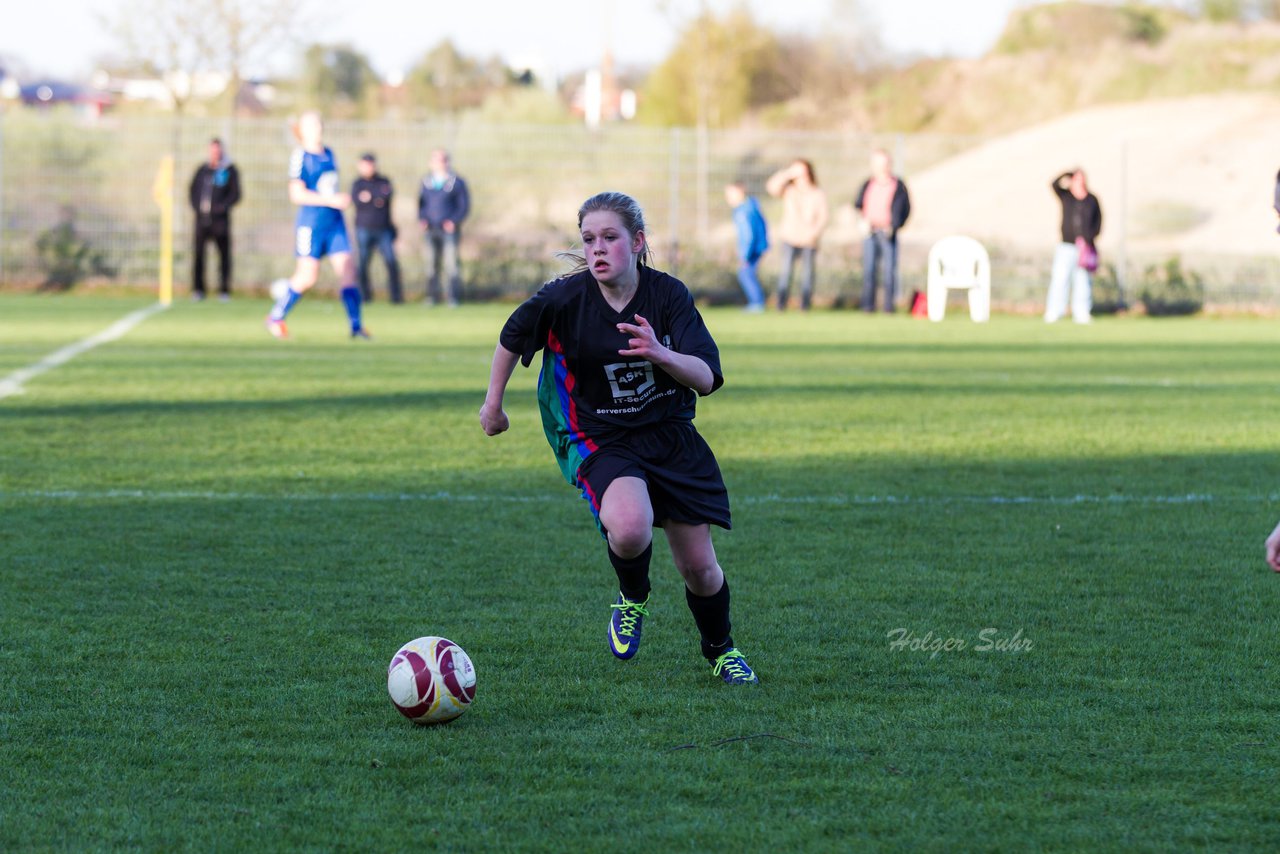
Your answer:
[847,2,1280,134]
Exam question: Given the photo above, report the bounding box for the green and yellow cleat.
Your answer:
[711,647,759,685]
[608,593,649,660]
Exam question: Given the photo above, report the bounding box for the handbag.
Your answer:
[1075,236,1099,273]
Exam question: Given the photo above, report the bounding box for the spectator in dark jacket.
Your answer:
[417,148,470,306]
[1045,168,1102,324]
[188,138,241,300]
[854,149,911,312]
[351,153,403,304]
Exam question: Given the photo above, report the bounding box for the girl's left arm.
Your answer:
[616,314,714,395]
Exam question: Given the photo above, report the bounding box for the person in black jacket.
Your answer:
[1045,169,1102,324]
[188,138,241,301]
[351,153,404,304]
[853,149,911,312]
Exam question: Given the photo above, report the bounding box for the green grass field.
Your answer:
[2,293,1278,851]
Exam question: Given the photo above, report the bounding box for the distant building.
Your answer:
[87,68,276,114]
[91,68,226,109]
[571,50,637,128]
[18,79,112,117]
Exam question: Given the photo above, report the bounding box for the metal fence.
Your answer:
[0,110,969,301]
[1,108,1276,309]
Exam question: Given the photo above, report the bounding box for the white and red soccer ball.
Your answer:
[387,636,477,725]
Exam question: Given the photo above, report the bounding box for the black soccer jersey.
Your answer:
[500,265,723,484]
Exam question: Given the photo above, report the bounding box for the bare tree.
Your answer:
[107,0,308,293]
[109,0,307,112]
[769,0,882,104]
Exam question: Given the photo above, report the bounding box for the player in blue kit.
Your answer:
[266,111,369,339]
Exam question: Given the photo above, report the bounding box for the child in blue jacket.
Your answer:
[725,182,769,312]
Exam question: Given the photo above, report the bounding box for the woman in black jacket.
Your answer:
[1045,169,1102,324]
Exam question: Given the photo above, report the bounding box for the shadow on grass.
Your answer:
[717,448,1280,502]
[0,388,485,420]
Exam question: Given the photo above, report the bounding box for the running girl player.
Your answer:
[479,191,758,685]
[266,110,369,339]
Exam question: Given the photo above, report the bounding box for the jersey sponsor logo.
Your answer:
[603,361,655,400]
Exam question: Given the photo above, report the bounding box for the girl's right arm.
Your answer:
[479,343,520,436]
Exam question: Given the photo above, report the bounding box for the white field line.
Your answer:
[0,489,1266,506]
[0,302,168,400]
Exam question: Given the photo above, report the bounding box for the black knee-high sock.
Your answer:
[686,578,733,661]
[608,542,652,602]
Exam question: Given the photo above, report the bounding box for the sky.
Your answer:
[0,0,1028,83]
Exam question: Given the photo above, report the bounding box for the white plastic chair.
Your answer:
[926,236,990,322]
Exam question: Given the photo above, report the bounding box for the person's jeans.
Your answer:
[193,219,231,296]
[425,228,461,305]
[861,231,898,312]
[777,243,815,310]
[737,258,765,308]
[1045,241,1092,322]
[356,227,403,303]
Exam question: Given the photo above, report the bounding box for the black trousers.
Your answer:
[193,220,232,296]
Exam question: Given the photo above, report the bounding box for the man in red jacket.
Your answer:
[854,149,911,313]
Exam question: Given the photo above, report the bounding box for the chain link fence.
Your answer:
[1,109,1276,310]
[0,111,970,304]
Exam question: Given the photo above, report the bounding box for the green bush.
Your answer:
[464,237,564,301]
[1138,256,1204,316]
[34,218,115,292]
[1120,4,1168,43]
[1090,262,1130,315]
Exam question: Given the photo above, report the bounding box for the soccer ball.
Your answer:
[387,636,477,725]
[269,278,291,302]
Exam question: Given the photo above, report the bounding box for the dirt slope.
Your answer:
[904,94,1280,261]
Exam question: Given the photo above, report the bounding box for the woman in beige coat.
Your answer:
[765,159,829,311]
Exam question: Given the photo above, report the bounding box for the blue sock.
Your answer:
[270,288,301,321]
[341,285,363,332]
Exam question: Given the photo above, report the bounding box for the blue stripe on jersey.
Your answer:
[551,349,596,464]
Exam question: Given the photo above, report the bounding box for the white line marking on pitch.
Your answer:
[0,302,168,400]
[0,489,1265,506]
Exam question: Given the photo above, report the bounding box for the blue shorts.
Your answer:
[295,223,351,259]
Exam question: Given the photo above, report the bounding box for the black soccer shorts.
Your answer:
[575,421,731,535]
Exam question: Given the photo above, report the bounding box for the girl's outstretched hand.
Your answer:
[617,314,666,361]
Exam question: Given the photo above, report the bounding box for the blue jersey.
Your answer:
[290,146,349,258]
[732,196,769,263]
[289,146,344,232]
